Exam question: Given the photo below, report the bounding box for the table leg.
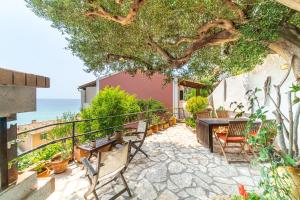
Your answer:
[209,125,213,153]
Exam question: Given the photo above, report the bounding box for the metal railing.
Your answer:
[16,108,175,159]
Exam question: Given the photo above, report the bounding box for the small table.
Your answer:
[196,118,229,153]
[77,138,117,160]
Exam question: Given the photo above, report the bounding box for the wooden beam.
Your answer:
[0,118,8,190]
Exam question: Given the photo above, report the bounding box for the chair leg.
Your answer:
[120,173,132,197]
[214,133,228,163]
[93,190,99,200]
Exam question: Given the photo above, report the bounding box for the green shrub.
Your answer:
[78,86,140,138]
[185,117,196,128]
[186,96,208,117]
[137,98,165,112]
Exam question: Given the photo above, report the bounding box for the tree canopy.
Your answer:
[26,0,300,82]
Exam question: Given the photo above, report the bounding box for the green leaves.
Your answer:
[186,96,208,117]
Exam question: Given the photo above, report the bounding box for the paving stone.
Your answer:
[135,179,157,200]
[157,189,179,200]
[177,190,189,198]
[168,161,186,174]
[232,176,255,186]
[146,163,168,183]
[170,173,193,189]
[185,187,207,199]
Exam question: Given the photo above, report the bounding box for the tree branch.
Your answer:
[148,19,240,70]
[85,0,146,25]
[223,0,247,23]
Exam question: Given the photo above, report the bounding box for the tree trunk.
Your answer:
[288,91,294,157]
[293,104,300,157]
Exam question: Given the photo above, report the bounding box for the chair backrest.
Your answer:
[216,111,229,118]
[81,142,131,181]
[98,142,130,179]
[227,120,248,137]
[196,111,211,119]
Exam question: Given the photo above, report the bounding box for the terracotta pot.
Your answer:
[8,166,18,184]
[163,123,169,129]
[74,146,89,163]
[147,129,153,136]
[37,168,51,178]
[276,166,300,199]
[158,124,164,131]
[172,117,176,125]
[169,119,173,126]
[151,124,158,133]
[51,154,69,174]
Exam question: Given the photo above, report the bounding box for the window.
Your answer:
[180,90,184,100]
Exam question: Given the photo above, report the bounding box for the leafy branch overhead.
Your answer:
[26,0,300,81]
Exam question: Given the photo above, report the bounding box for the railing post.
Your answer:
[72,122,76,160]
[0,117,8,190]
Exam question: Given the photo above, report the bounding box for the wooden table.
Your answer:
[77,138,117,160]
[196,118,230,153]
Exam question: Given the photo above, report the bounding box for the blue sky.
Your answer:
[0,1,96,99]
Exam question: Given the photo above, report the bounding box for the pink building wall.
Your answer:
[99,71,173,109]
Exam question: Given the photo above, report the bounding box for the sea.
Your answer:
[15,99,81,125]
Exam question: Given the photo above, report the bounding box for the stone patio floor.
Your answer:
[47,124,260,200]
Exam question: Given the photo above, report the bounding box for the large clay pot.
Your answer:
[51,154,69,174]
[276,166,300,199]
[151,124,158,133]
[172,117,176,125]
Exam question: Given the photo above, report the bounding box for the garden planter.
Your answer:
[50,154,70,174]
[171,117,176,125]
[8,166,18,184]
[151,124,158,133]
[158,124,164,131]
[169,119,173,126]
[277,166,300,199]
[74,146,89,163]
[147,129,153,136]
[37,168,51,178]
[163,123,169,129]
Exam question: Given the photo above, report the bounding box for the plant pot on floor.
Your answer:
[151,124,158,133]
[163,123,169,129]
[158,124,164,131]
[50,153,70,174]
[31,162,51,178]
[147,128,153,136]
[169,119,173,126]
[171,117,176,125]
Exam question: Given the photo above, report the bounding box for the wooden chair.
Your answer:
[123,120,149,162]
[81,142,132,200]
[214,120,249,163]
[196,111,211,119]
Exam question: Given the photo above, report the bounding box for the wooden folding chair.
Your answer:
[214,120,249,163]
[123,120,149,162]
[81,142,132,200]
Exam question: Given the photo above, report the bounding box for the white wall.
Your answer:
[211,54,299,146]
[212,54,295,119]
[80,86,97,109]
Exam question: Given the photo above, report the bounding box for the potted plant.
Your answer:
[163,119,169,129]
[151,114,160,133]
[34,161,51,178]
[50,143,71,174]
